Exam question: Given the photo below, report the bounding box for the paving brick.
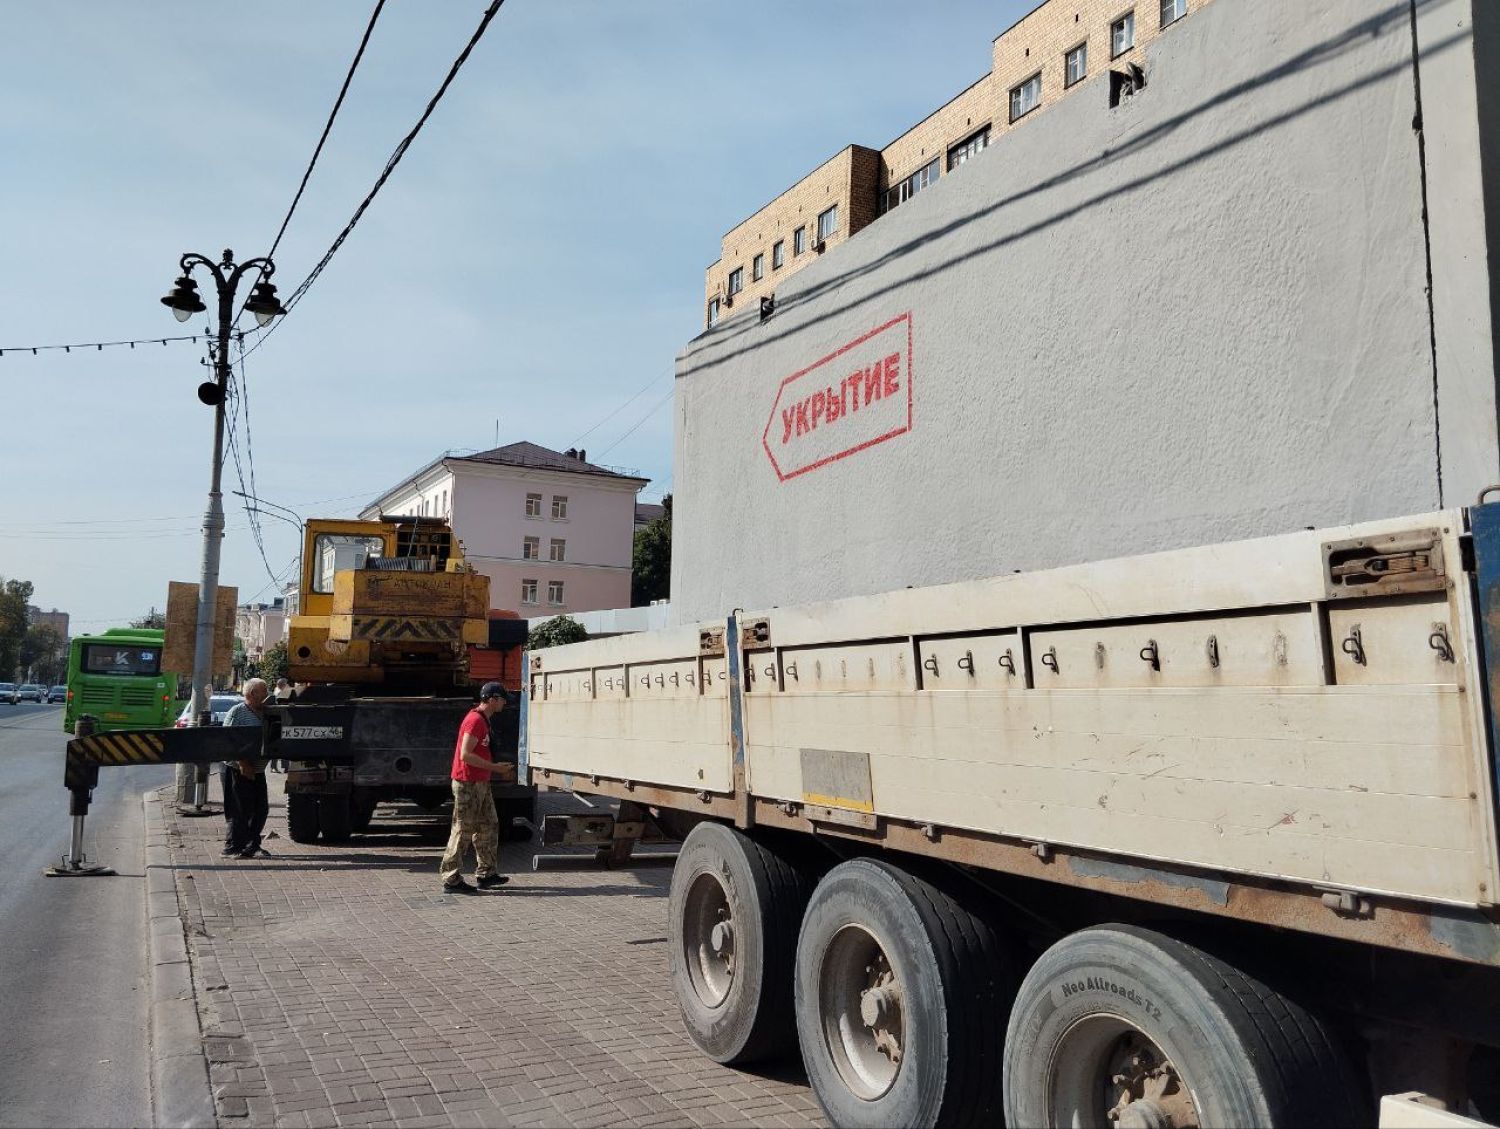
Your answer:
[161,790,823,1128]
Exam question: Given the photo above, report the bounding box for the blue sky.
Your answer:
[0,1,1027,629]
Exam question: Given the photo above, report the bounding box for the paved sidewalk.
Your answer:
[163,782,824,1128]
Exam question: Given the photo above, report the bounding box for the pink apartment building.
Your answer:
[359,442,648,615]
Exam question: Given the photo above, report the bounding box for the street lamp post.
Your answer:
[161,250,286,807]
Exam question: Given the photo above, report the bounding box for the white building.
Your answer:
[360,442,648,616]
[236,599,287,660]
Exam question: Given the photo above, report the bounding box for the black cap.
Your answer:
[479,682,505,701]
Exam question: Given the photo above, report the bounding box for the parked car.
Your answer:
[0,683,16,704]
[47,685,67,703]
[15,684,43,703]
[174,694,245,728]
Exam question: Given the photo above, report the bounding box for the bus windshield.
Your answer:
[81,642,162,677]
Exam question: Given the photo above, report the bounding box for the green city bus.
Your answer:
[64,628,182,734]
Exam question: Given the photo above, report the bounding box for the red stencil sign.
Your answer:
[762,312,914,483]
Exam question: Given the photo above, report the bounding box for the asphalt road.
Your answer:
[0,701,173,1128]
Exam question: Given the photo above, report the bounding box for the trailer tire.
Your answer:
[668,822,811,1065]
[1003,924,1367,1128]
[795,859,1014,1129]
[286,794,320,844]
[317,794,354,843]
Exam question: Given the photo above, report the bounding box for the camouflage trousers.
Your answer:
[439,780,499,885]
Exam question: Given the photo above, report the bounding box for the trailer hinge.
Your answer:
[1323,529,1446,598]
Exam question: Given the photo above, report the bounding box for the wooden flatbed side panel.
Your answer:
[528,697,733,793]
[744,685,1489,906]
[749,512,1461,646]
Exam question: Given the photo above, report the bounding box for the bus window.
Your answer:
[313,534,384,593]
[81,643,162,676]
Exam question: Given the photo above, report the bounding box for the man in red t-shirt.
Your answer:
[439,682,510,894]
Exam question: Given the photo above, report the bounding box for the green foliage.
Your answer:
[260,641,289,685]
[0,577,34,680]
[20,623,66,685]
[527,615,588,650]
[244,641,289,685]
[131,609,167,629]
[631,493,672,607]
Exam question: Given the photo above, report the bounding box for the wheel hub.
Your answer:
[681,871,735,1008]
[819,927,905,1100]
[1104,1034,1196,1128]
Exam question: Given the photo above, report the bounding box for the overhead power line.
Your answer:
[0,332,210,358]
[596,385,675,459]
[570,373,670,449]
[267,0,388,267]
[235,0,389,327]
[243,0,506,359]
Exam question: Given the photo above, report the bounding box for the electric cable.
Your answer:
[241,0,506,360]
[595,385,675,459]
[569,373,670,449]
[234,0,388,326]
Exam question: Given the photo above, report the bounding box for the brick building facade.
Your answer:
[704,0,1209,326]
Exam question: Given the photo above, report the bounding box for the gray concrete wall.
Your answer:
[1420,0,1500,506]
[670,0,1496,623]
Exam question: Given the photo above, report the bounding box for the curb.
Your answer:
[144,788,217,1129]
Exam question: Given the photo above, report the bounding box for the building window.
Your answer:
[522,536,540,560]
[1009,73,1042,122]
[521,579,538,605]
[1111,10,1136,56]
[727,267,743,297]
[947,126,990,171]
[549,538,566,562]
[772,240,785,269]
[441,488,448,516]
[817,205,838,242]
[752,253,764,281]
[881,156,940,215]
[547,580,564,606]
[1160,0,1185,27]
[551,495,568,520]
[525,492,542,518]
[793,226,806,256]
[1065,42,1087,87]
[707,297,720,327]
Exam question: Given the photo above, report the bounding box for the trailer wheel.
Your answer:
[1004,924,1366,1128]
[667,823,811,1064]
[795,859,1014,1129]
[317,794,354,843]
[286,794,320,844]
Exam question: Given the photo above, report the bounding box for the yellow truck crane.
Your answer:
[288,516,488,688]
[277,515,534,844]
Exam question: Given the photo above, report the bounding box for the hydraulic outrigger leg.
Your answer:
[45,715,268,878]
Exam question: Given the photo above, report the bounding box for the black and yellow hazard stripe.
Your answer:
[351,616,460,642]
[74,730,166,766]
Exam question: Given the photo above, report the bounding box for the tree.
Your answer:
[527,615,588,650]
[132,609,167,629]
[631,494,672,607]
[258,641,289,685]
[19,623,66,685]
[0,577,34,680]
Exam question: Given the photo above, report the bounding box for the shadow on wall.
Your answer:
[686,0,1465,378]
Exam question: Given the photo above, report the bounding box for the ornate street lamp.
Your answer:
[162,249,284,808]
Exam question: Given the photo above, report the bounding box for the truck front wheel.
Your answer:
[667,823,811,1065]
[286,793,320,844]
[1003,924,1367,1127]
[795,859,1015,1129]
